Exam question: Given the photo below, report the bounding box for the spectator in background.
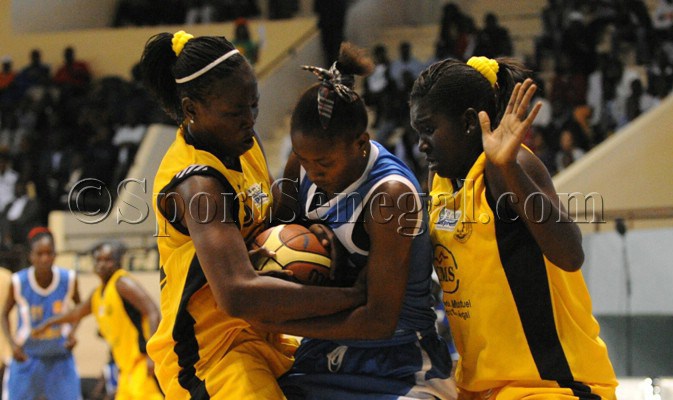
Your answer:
[532,129,557,176]
[14,49,50,98]
[268,0,297,19]
[652,0,673,41]
[364,45,393,129]
[455,16,478,60]
[314,0,348,66]
[556,129,585,172]
[0,148,18,214]
[0,57,18,133]
[560,11,595,75]
[53,47,92,95]
[474,13,513,58]
[563,104,594,151]
[113,0,154,26]
[647,47,673,98]
[0,57,15,93]
[185,0,216,24]
[535,0,564,68]
[625,78,659,122]
[0,179,41,252]
[551,53,588,113]
[232,18,261,65]
[389,42,424,91]
[437,2,465,58]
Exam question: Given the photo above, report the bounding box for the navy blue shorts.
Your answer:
[279,331,456,399]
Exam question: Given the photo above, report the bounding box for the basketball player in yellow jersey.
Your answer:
[410,57,618,400]
[138,31,364,399]
[34,241,163,399]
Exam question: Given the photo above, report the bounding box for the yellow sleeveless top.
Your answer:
[429,152,617,392]
[92,269,149,372]
[147,128,290,397]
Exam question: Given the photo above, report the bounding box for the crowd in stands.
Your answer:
[1,0,671,268]
[363,0,671,189]
[111,0,295,27]
[0,46,168,268]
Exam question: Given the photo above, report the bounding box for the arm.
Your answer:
[255,181,419,340]
[481,79,584,271]
[170,175,363,322]
[115,277,160,338]
[1,280,26,362]
[116,276,160,376]
[64,275,82,350]
[33,295,93,336]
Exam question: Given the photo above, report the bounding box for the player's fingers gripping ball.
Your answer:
[252,224,332,286]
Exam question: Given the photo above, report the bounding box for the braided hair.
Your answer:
[140,32,248,123]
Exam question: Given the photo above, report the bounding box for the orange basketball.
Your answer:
[252,224,331,286]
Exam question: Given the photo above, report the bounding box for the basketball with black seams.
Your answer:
[252,224,331,285]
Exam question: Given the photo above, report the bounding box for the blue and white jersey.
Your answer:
[12,266,76,358]
[298,140,437,339]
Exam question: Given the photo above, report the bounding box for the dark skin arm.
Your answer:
[480,79,584,271]
[255,181,420,340]
[65,277,82,350]
[33,295,92,335]
[168,175,364,323]
[1,281,27,362]
[116,276,160,376]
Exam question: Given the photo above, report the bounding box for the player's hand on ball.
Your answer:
[308,224,346,281]
[248,245,276,266]
[249,246,296,281]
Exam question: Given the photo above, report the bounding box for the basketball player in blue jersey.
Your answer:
[1,227,82,399]
[262,43,456,399]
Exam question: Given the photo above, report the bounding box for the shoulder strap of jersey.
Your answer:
[156,164,240,235]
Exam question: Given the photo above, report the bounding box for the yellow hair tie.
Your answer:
[172,30,194,56]
[467,56,499,88]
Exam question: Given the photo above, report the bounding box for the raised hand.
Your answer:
[479,78,542,168]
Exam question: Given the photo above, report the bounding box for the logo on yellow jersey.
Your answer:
[435,208,472,242]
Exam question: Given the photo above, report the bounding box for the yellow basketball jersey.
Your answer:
[147,128,294,399]
[429,152,617,394]
[92,269,150,372]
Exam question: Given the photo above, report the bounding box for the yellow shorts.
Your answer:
[160,330,297,400]
[116,356,164,400]
[458,380,617,400]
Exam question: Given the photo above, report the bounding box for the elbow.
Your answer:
[552,247,584,272]
[217,288,245,319]
[567,249,585,272]
[217,283,258,320]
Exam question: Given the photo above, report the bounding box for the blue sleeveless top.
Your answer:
[12,266,76,358]
[298,141,436,342]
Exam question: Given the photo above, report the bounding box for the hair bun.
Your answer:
[172,30,194,56]
[467,56,499,87]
